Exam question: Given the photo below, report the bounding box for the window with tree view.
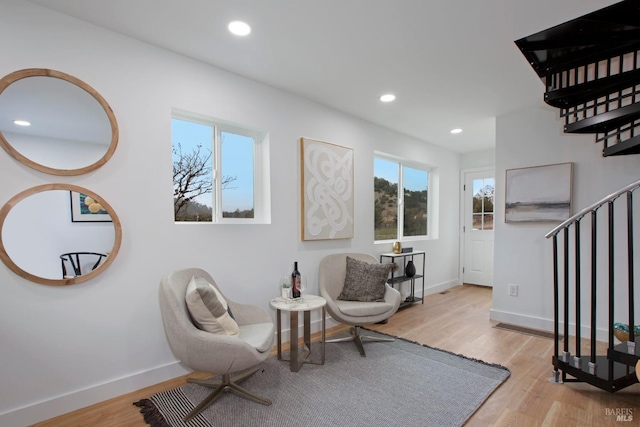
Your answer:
[172,113,263,222]
[374,157,429,241]
[472,178,494,230]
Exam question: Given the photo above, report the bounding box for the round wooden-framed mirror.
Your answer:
[0,184,122,286]
[0,68,118,175]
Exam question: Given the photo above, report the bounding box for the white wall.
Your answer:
[461,148,495,170]
[5,132,108,170]
[492,101,640,333]
[0,2,461,425]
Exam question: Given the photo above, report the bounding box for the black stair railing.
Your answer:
[553,50,640,154]
[515,1,640,157]
[546,179,640,392]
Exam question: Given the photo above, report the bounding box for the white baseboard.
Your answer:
[0,362,190,427]
[281,280,461,342]
[421,279,459,297]
[3,280,461,427]
[490,309,610,342]
[490,309,554,331]
[2,319,332,427]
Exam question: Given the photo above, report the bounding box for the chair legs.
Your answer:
[325,325,394,357]
[184,366,271,422]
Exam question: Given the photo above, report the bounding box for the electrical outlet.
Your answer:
[508,284,518,297]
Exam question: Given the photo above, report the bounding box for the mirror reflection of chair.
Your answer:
[60,252,107,278]
[319,253,401,357]
[159,268,275,422]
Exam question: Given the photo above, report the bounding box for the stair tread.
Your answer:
[545,68,640,109]
[603,134,640,157]
[609,341,640,365]
[554,355,638,392]
[515,2,640,78]
[564,102,640,134]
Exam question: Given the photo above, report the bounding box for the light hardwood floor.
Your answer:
[34,284,638,426]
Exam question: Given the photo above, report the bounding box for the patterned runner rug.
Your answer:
[134,330,510,427]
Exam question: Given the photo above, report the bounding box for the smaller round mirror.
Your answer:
[0,68,118,175]
[0,184,122,286]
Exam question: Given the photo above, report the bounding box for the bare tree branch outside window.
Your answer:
[172,143,239,221]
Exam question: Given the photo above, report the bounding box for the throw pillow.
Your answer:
[337,256,393,302]
[185,276,239,336]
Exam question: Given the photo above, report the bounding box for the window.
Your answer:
[171,110,269,223]
[472,177,494,230]
[374,156,429,241]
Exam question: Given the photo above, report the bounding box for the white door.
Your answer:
[463,170,494,287]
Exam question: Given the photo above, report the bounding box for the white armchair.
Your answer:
[159,268,275,421]
[319,253,401,357]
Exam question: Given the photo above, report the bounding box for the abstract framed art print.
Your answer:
[505,162,573,223]
[300,137,354,240]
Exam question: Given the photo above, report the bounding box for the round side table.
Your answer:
[270,295,326,372]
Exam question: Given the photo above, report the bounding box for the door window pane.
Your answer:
[472,178,495,230]
[484,213,494,230]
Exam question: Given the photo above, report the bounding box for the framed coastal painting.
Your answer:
[300,137,354,240]
[505,162,573,223]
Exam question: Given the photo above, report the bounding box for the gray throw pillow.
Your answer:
[337,256,392,302]
[185,276,239,336]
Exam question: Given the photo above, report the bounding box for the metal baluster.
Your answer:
[574,220,582,368]
[553,233,560,382]
[608,201,615,384]
[605,59,611,113]
[573,67,579,122]
[618,55,623,112]
[628,192,636,352]
[563,227,570,363]
[590,210,597,375]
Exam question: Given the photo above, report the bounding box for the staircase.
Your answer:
[545,181,639,392]
[517,1,639,392]
[515,0,640,156]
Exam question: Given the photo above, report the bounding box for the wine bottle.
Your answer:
[291,262,301,298]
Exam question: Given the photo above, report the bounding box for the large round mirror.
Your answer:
[0,69,118,175]
[0,184,122,286]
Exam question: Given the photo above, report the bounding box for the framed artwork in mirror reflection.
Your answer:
[70,191,112,222]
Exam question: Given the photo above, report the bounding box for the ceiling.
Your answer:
[27,0,619,153]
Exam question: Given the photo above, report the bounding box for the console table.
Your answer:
[380,251,425,308]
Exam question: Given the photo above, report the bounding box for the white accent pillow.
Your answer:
[185,276,239,336]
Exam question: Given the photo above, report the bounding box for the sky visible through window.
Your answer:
[374,158,427,190]
[171,119,254,211]
[473,177,494,197]
[221,131,254,212]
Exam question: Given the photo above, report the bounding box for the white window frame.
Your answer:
[172,108,271,224]
[374,152,433,243]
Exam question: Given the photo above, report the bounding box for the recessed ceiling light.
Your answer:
[450,128,463,134]
[379,94,396,102]
[228,21,251,36]
[13,120,30,126]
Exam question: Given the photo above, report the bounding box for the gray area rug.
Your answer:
[135,330,510,427]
